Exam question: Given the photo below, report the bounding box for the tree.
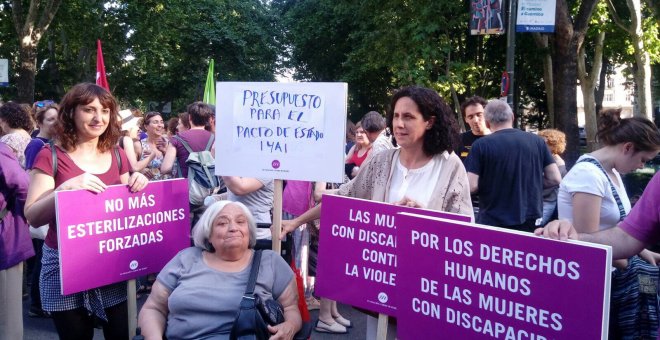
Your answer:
[607,0,658,119]
[10,0,62,103]
[552,0,600,166]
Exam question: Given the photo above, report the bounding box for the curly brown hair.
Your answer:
[387,86,460,156]
[0,101,34,132]
[538,129,566,155]
[55,83,120,152]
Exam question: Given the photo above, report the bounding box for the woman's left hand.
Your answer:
[128,172,149,192]
[639,249,660,266]
[394,196,424,208]
[267,321,297,340]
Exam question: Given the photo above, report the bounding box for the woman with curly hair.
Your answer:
[133,111,170,181]
[0,102,34,168]
[538,129,568,225]
[280,86,473,336]
[24,83,149,340]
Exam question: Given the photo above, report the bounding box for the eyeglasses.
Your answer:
[34,100,55,108]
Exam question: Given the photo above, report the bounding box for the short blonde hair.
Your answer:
[191,201,257,251]
[538,129,566,155]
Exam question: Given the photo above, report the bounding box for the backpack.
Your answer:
[173,135,221,206]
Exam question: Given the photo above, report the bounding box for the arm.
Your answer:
[121,136,141,173]
[138,280,170,340]
[570,193,603,234]
[313,182,327,202]
[467,172,479,193]
[160,144,177,175]
[543,163,562,188]
[222,176,264,196]
[535,221,645,260]
[280,204,322,240]
[267,279,302,340]
[131,140,156,173]
[345,145,356,164]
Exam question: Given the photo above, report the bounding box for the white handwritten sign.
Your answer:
[215,82,347,182]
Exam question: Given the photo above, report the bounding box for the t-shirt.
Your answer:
[464,128,554,228]
[227,178,274,239]
[457,130,485,163]
[620,173,660,244]
[158,248,293,340]
[24,137,49,170]
[282,180,312,217]
[557,155,631,230]
[32,145,130,249]
[170,129,213,178]
[387,151,446,207]
[348,146,371,167]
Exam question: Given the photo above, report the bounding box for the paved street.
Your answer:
[23,294,367,339]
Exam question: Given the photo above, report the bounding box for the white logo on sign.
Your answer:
[378,292,388,303]
[129,260,138,270]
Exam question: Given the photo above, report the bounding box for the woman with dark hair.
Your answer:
[24,83,149,340]
[0,101,34,168]
[177,111,191,133]
[280,86,473,336]
[133,111,169,181]
[166,117,179,138]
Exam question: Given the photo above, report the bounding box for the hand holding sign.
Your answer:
[57,173,108,193]
[533,220,578,241]
[127,172,149,193]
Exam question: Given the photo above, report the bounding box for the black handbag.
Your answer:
[230,250,285,340]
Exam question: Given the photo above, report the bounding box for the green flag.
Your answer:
[203,59,215,105]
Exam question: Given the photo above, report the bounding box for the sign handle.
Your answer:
[127,279,137,338]
[271,179,283,253]
[376,313,389,340]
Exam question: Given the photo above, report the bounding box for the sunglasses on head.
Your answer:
[34,100,55,108]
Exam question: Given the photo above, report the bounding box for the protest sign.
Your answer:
[214,82,347,183]
[396,213,611,339]
[316,195,471,316]
[55,178,190,295]
[516,0,557,32]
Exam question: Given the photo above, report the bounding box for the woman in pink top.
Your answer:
[345,122,372,179]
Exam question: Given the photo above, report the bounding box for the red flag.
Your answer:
[96,40,110,91]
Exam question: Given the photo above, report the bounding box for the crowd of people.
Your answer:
[1,82,660,340]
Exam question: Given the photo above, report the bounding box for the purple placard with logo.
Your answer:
[316,195,471,316]
[56,178,190,295]
[396,213,611,339]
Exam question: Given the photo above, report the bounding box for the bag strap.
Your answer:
[113,146,122,171]
[204,134,215,152]
[577,157,627,221]
[49,140,58,178]
[244,250,262,296]
[173,135,194,154]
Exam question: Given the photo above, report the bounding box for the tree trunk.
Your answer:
[631,34,652,119]
[532,33,554,127]
[16,44,37,103]
[595,56,608,115]
[578,31,605,152]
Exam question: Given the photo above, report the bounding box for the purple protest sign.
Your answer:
[316,195,471,316]
[56,178,190,295]
[396,213,611,339]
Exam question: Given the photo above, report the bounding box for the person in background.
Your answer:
[23,102,59,319]
[557,109,660,262]
[177,112,190,133]
[537,129,567,226]
[344,121,373,179]
[0,102,34,168]
[457,96,490,162]
[133,112,169,181]
[345,119,356,154]
[25,83,148,340]
[166,117,179,138]
[117,109,142,172]
[360,111,394,166]
[0,142,34,340]
[138,201,301,339]
[281,86,473,338]
[465,100,561,232]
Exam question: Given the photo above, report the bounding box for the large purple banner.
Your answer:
[396,213,611,339]
[316,195,471,316]
[56,178,190,295]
